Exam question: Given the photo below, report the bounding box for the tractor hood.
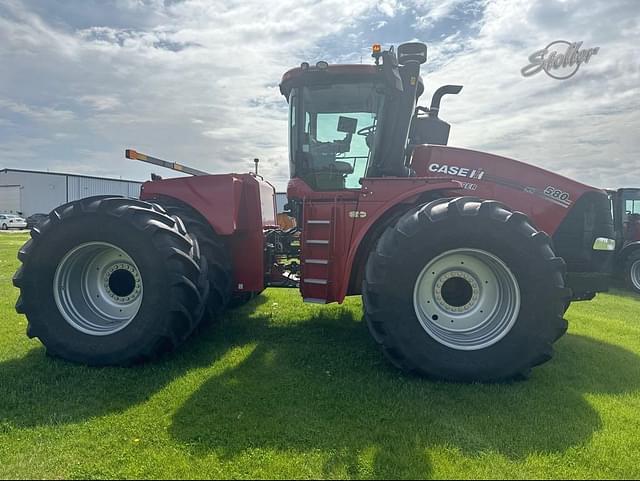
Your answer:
[411,144,607,236]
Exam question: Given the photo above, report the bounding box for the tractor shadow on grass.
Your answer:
[0,296,270,429]
[169,310,640,479]
[607,286,640,301]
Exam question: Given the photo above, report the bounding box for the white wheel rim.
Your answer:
[413,248,521,351]
[53,242,143,336]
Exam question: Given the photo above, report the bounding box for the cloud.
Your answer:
[0,0,385,183]
[0,99,75,122]
[377,0,407,18]
[0,0,637,191]
[79,95,122,111]
[413,0,481,29]
[421,0,640,188]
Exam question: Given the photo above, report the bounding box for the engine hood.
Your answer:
[411,144,605,235]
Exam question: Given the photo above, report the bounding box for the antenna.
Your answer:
[254,158,259,176]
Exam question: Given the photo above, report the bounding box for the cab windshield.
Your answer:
[289,81,384,190]
[622,190,640,241]
[624,193,640,217]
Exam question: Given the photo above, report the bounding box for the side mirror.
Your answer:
[337,116,358,134]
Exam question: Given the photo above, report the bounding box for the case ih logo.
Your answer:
[521,41,600,80]
[428,163,486,180]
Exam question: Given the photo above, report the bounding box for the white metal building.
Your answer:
[0,168,142,216]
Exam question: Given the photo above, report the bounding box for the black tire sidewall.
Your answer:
[157,201,233,318]
[377,214,561,380]
[625,250,640,294]
[24,214,178,362]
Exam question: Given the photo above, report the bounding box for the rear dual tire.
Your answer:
[13,196,209,366]
[154,199,260,312]
[228,290,264,309]
[363,197,570,382]
[153,199,234,322]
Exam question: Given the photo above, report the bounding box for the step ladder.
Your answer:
[301,203,336,304]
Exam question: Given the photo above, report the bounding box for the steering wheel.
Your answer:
[357,125,375,137]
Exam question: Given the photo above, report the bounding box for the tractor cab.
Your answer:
[280,43,457,191]
[612,188,640,244]
[283,67,386,190]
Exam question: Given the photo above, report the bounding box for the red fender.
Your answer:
[338,178,461,303]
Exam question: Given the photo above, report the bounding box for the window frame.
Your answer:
[289,81,385,191]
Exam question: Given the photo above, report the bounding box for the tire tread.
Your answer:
[14,195,208,365]
[362,196,568,382]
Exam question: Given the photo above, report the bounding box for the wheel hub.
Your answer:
[413,248,521,350]
[434,270,480,315]
[103,264,142,303]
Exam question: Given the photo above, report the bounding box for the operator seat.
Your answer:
[625,213,640,241]
[302,134,356,190]
[331,161,354,175]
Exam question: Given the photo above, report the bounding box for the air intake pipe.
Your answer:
[371,42,428,178]
[428,85,463,118]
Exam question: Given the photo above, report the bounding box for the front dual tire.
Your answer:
[363,197,570,382]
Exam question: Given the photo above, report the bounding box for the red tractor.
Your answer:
[13,43,616,382]
[610,188,640,293]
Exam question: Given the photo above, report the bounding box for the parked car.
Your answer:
[0,214,27,230]
[26,213,48,230]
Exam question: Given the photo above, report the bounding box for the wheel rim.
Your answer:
[413,248,521,351]
[631,260,640,291]
[53,242,143,336]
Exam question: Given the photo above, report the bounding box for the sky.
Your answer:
[0,0,638,190]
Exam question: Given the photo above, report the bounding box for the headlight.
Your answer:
[593,237,616,251]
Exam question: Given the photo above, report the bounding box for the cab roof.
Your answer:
[279,64,424,99]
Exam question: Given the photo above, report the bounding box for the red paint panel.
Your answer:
[141,173,269,293]
[290,177,461,304]
[410,145,604,235]
[141,174,244,235]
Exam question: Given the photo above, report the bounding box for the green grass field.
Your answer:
[1,232,639,479]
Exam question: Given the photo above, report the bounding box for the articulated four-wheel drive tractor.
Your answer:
[610,188,640,293]
[13,43,616,382]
